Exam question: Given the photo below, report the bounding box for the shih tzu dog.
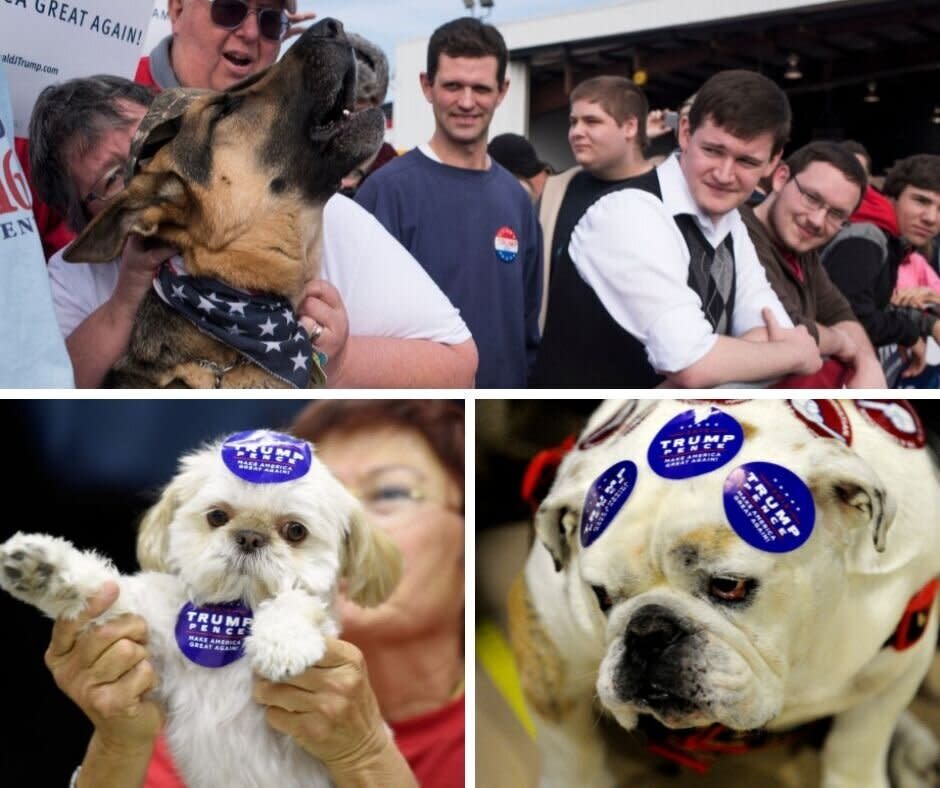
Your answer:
[0,430,402,788]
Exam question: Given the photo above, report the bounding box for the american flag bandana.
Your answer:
[152,259,324,388]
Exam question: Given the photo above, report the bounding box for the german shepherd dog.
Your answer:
[63,19,385,388]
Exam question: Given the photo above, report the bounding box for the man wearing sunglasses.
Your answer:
[742,141,886,387]
[136,0,303,91]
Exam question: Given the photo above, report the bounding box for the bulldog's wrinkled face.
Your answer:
[536,400,896,733]
[64,18,385,304]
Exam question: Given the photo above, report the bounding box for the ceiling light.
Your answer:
[864,81,880,104]
[784,53,802,80]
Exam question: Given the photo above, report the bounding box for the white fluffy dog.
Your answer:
[0,430,402,788]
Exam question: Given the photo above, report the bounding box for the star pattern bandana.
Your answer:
[153,259,323,388]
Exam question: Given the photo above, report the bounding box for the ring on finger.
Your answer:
[309,321,324,344]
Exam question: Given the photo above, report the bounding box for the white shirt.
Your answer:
[568,153,791,374]
[48,194,471,345]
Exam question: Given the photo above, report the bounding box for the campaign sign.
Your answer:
[647,407,743,479]
[581,460,637,547]
[221,430,313,484]
[143,0,170,54]
[0,0,155,137]
[723,462,815,553]
[176,600,253,668]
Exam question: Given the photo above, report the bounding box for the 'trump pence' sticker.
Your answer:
[222,430,312,483]
[723,462,815,553]
[648,408,743,479]
[581,461,638,547]
[175,600,253,668]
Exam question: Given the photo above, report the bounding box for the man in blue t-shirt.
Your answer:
[356,17,541,388]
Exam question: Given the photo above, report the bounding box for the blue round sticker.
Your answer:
[221,430,312,484]
[175,600,253,667]
[581,461,638,547]
[723,462,815,553]
[647,408,743,479]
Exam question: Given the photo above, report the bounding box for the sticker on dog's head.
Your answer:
[789,400,852,444]
[723,462,815,553]
[581,461,638,547]
[577,401,656,451]
[647,407,743,479]
[175,600,253,667]
[221,430,312,483]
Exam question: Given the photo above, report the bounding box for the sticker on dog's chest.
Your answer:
[175,600,253,667]
[855,400,925,449]
[221,430,312,483]
[723,462,815,553]
[494,226,519,263]
[581,461,638,547]
[647,408,743,479]
[789,400,852,444]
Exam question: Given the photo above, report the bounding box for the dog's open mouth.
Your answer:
[308,58,358,144]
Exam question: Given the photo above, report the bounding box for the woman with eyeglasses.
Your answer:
[47,400,463,787]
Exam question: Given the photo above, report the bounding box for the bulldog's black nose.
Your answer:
[234,530,269,553]
[624,604,686,657]
[308,17,344,40]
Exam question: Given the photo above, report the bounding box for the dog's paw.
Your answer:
[889,710,940,788]
[0,532,117,620]
[245,589,332,682]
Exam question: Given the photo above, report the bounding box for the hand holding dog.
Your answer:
[111,234,177,323]
[298,279,350,381]
[254,637,418,787]
[45,582,163,749]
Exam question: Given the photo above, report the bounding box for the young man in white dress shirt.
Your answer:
[565,69,822,387]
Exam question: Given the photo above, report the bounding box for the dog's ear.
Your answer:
[62,171,191,263]
[137,475,186,572]
[806,441,896,559]
[534,500,581,573]
[342,504,403,607]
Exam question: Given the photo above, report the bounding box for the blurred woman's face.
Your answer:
[316,426,464,645]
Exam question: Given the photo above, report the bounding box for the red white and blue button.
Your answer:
[494,226,519,263]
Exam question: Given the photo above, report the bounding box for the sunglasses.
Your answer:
[207,0,288,42]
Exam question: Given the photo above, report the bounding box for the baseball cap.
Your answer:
[488,133,552,178]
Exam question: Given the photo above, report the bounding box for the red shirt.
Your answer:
[144,694,465,787]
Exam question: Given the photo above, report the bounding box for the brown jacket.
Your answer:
[741,205,856,343]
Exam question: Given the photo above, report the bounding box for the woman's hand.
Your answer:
[253,638,417,787]
[298,279,350,382]
[45,582,162,749]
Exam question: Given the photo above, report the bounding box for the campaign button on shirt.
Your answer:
[494,226,519,262]
[788,400,852,445]
[581,460,638,547]
[855,400,924,449]
[723,462,815,553]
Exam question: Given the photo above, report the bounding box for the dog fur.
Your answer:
[62,19,385,388]
[509,399,940,787]
[0,432,402,788]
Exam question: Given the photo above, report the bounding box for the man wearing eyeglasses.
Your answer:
[741,141,886,387]
[136,0,306,91]
[822,154,940,386]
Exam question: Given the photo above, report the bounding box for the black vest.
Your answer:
[528,168,735,388]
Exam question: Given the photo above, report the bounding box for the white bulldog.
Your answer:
[509,399,940,788]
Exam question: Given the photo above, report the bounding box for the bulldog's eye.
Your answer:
[708,577,755,604]
[280,521,308,544]
[591,585,613,614]
[206,509,230,528]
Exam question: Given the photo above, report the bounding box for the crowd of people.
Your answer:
[4,0,939,388]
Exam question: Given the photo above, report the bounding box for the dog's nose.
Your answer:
[234,530,269,552]
[625,604,685,655]
[308,17,344,40]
